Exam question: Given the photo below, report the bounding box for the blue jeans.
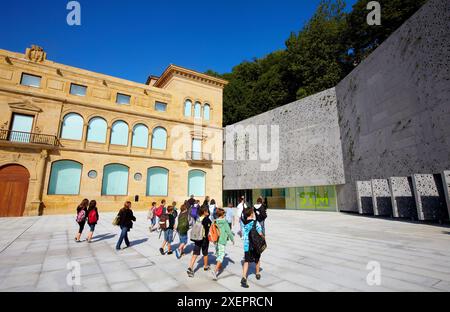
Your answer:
[116,226,130,250]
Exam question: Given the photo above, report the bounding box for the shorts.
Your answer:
[244,250,261,263]
[215,243,226,263]
[193,239,209,256]
[179,234,188,245]
[88,224,96,232]
[164,229,174,243]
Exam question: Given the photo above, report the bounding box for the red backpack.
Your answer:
[155,205,164,218]
[88,209,98,224]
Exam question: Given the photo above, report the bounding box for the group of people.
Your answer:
[73,195,267,288]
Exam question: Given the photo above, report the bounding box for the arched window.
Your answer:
[203,104,210,121]
[184,100,192,117]
[132,124,149,148]
[152,127,167,150]
[48,160,82,195]
[87,117,107,143]
[60,113,83,140]
[147,167,169,196]
[194,102,201,118]
[110,120,129,146]
[188,170,205,197]
[101,164,129,195]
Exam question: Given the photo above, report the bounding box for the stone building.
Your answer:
[0,46,227,217]
[223,0,450,218]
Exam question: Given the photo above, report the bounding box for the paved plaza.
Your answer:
[0,210,450,292]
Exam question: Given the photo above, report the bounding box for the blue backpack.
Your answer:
[190,204,199,220]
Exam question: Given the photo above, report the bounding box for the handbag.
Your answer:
[249,221,267,254]
[112,214,120,226]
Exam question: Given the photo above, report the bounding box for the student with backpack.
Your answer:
[240,207,266,288]
[187,206,212,277]
[253,197,268,235]
[209,199,217,221]
[189,200,201,221]
[152,199,166,232]
[210,208,234,281]
[86,200,99,243]
[175,204,189,259]
[116,201,136,250]
[172,201,178,218]
[159,206,176,255]
[75,198,89,242]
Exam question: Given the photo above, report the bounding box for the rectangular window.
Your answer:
[20,73,41,88]
[70,83,87,96]
[116,93,131,105]
[155,101,167,112]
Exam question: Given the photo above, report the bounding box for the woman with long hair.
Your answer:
[75,198,89,242]
[86,200,99,243]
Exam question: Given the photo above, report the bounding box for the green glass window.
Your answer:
[147,167,169,196]
[101,164,129,195]
[48,160,82,195]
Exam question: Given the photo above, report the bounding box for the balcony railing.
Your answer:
[186,151,212,162]
[0,129,60,147]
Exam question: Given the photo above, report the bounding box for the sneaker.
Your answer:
[187,268,194,278]
[167,251,173,255]
[241,277,249,288]
[211,270,218,281]
[256,273,261,280]
[159,248,165,255]
[203,266,211,271]
[175,249,180,259]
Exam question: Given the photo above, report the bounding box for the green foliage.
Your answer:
[213,0,427,126]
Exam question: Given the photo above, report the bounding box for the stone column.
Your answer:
[82,123,88,149]
[128,129,133,154]
[147,132,152,155]
[106,127,112,151]
[32,149,49,215]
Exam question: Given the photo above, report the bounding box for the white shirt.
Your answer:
[236,202,247,220]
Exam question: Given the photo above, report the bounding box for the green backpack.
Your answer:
[177,212,189,235]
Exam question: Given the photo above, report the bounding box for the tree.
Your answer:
[286,0,348,99]
[344,0,428,67]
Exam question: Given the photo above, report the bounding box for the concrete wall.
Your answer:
[223,88,345,190]
[335,0,450,212]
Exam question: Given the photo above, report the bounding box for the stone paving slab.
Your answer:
[0,210,449,292]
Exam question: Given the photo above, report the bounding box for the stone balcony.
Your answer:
[0,129,60,149]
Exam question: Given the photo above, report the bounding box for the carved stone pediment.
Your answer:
[9,100,43,113]
[25,45,47,63]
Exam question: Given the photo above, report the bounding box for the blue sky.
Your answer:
[1,0,357,83]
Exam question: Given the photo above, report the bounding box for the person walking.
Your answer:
[86,200,99,243]
[187,206,212,277]
[236,196,247,237]
[253,197,268,235]
[240,207,264,288]
[202,196,210,209]
[172,201,178,218]
[187,195,196,209]
[211,208,234,281]
[75,198,89,242]
[159,206,176,255]
[175,204,190,259]
[148,202,157,232]
[116,201,136,250]
[225,203,235,233]
[152,199,166,232]
[209,199,217,221]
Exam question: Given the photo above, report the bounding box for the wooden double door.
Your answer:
[0,165,30,217]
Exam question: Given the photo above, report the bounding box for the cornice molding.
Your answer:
[154,64,228,89]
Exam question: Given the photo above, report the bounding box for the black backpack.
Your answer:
[254,205,267,222]
[249,221,267,254]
